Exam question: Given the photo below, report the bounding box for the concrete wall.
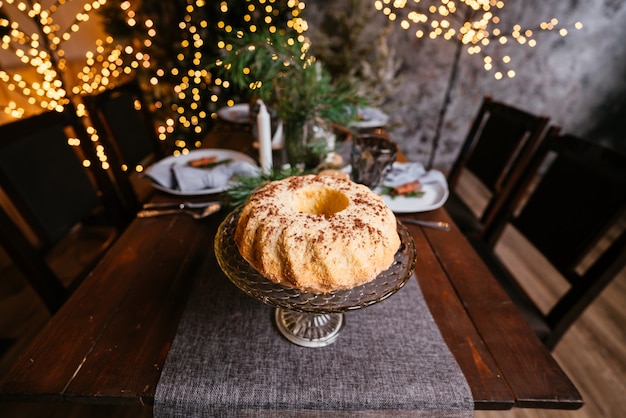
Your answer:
[306,0,626,169]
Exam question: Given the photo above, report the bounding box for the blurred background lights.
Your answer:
[1,0,306,159]
[375,0,583,80]
[0,0,581,169]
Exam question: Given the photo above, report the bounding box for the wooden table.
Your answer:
[0,126,583,411]
[0,204,583,410]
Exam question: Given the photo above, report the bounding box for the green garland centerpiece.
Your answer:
[214,30,362,168]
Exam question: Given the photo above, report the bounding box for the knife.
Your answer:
[400,218,450,231]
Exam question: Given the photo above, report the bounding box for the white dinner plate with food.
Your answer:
[217,103,250,124]
[376,182,449,213]
[343,162,449,213]
[145,149,257,196]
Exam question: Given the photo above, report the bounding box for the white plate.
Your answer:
[342,163,449,213]
[377,183,449,213]
[348,107,390,129]
[217,103,250,124]
[146,149,257,196]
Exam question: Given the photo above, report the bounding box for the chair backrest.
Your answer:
[0,108,126,312]
[484,129,626,348]
[447,95,549,235]
[83,79,164,212]
[0,108,125,246]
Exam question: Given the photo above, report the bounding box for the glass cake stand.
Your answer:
[214,207,417,348]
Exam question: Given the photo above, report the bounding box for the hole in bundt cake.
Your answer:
[293,187,349,217]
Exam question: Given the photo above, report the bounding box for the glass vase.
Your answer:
[283,117,307,169]
[283,117,335,170]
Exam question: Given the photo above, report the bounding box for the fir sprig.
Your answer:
[223,166,307,208]
[214,30,361,125]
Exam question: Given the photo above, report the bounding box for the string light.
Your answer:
[77,0,307,155]
[376,0,583,80]
[2,0,307,158]
[1,0,108,116]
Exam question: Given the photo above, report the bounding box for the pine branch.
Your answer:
[215,30,362,125]
[223,166,306,208]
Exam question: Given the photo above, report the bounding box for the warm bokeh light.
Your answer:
[1,0,307,159]
[1,0,581,168]
[1,0,109,116]
[376,0,582,80]
[78,0,307,155]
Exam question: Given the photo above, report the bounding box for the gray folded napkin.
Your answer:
[382,162,447,188]
[146,160,260,192]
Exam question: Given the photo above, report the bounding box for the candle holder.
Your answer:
[351,133,398,189]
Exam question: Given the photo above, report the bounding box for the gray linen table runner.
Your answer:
[155,253,474,417]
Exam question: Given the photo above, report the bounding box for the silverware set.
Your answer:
[137,201,222,219]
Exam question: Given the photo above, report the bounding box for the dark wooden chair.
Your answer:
[0,108,128,313]
[83,79,165,213]
[472,128,626,349]
[445,95,549,239]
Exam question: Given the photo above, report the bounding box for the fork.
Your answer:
[142,200,219,210]
[137,202,222,219]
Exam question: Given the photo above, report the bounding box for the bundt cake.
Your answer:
[234,175,401,293]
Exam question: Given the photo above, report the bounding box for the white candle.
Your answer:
[256,99,272,174]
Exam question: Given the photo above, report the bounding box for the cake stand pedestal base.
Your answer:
[275,308,345,347]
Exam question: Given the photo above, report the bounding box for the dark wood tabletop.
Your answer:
[0,125,583,411]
